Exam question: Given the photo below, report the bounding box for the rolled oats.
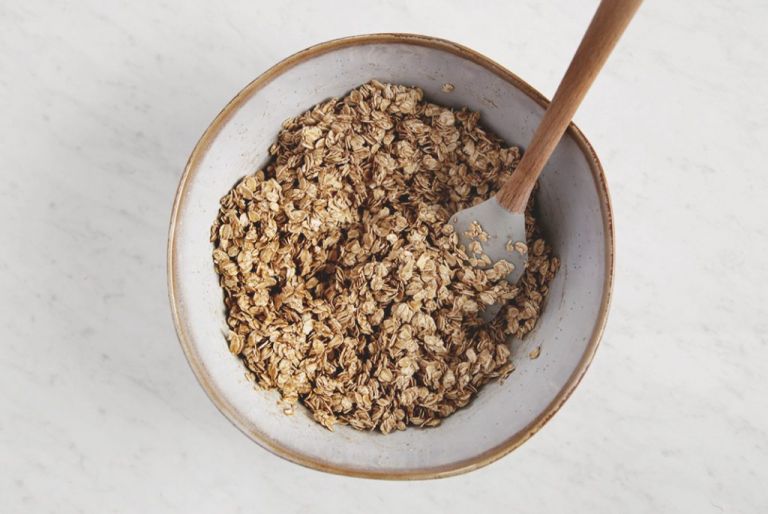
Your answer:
[211,81,559,433]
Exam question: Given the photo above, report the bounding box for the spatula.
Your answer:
[449,0,642,320]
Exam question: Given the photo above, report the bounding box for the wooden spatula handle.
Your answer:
[496,0,642,212]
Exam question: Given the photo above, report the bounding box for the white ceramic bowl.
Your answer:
[168,34,614,479]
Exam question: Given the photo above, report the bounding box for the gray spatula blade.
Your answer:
[449,197,528,321]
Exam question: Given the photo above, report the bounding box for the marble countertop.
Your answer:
[2,0,766,512]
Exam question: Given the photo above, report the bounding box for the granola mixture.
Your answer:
[211,81,559,433]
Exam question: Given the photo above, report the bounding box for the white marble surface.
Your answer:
[1,0,766,512]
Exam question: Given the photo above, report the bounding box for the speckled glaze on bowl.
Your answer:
[168,34,614,480]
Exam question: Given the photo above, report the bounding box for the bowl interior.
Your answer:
[170,36,611,478]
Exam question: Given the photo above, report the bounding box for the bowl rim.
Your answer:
[167,32,615,480]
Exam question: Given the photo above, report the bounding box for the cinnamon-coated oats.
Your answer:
[211,81,559,433]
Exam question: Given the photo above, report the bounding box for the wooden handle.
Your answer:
[496,0,642,212]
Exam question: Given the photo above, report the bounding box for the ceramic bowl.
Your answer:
[168,34,614,479]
